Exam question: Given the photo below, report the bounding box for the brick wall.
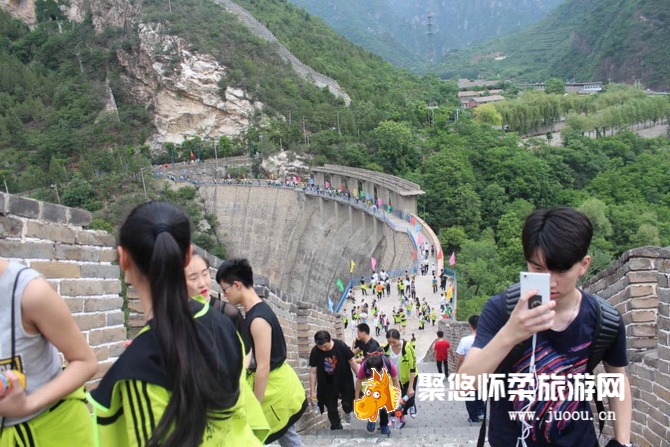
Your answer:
[583,246,670,447]
[0,192,124,384]
[127,247,345,433]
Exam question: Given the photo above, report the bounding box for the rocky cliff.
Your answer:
[0,0,350,149]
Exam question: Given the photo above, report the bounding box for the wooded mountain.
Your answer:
[287,0,563,71]
[437,0,670,90]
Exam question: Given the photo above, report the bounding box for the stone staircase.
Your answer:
[280,362,485,446]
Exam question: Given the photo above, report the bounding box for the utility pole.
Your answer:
[214,139,219,180]
[427,11,435,71]
[140,169,148,199]
[168,0,172,14]
[52,184,61,205]
[336,111,342,138]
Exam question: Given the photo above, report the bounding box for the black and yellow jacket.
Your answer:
[88,300,269,447]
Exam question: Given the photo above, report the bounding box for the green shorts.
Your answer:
[0,387,92,447]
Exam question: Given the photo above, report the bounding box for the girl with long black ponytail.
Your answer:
[89,201,264,446]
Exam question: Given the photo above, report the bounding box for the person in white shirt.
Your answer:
[455,315,484,422]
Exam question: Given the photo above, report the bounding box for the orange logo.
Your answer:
[354,369,401,421]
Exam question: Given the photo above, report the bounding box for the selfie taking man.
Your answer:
[460,207,632,447]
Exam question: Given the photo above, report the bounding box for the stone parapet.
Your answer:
[583,246,670,447]
[0,192,123,386]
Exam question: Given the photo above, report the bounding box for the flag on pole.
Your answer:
[449,251,456,266]
[328,296,334,312]
[437,250,443,260]
[410,217,416,225]
[418,234,424,245]
[336,278,344,292]
[371,257,377,271]
[350,260,355,273]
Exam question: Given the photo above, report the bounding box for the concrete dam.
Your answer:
[199,184,416,308]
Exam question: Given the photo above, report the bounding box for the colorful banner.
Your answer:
[414,224,421,233]
[328,296,334,312]
[418,234,424,245]
[449,251,456,266]
[371,257,377,272]
[446,284,453,300]
[437,250,443,260]
[350,260,356,273]
[412,249,417,261]
[336,278,344,292]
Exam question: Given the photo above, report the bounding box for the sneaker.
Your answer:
[381,425,391,435]
[396,415,406,429]
[366,421,376,432]
[331,424,343,430]
[342,412,352,424]
[409,405,417,418]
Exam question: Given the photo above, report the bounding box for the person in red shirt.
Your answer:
[430,330,451,377]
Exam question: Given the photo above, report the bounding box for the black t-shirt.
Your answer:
[309,339,355,397]
[354,337,381,356]
[244,300,287,372]
[473,289,627,447]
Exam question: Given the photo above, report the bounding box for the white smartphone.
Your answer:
[520,272,550,310]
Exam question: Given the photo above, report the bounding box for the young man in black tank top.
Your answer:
[217,259,307,446]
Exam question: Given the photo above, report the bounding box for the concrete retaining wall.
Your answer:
[198,185,415,307]
[0,192,124,383]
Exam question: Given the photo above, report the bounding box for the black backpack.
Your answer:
[477,282,622,447]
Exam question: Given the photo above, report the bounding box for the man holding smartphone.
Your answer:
[460,207,632,447]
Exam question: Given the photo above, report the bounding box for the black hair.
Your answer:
[191,250,210,268]
[119,201,238,446]
[437,330,444,337]
[522,207,593,272]
[357,323,370,334]
[216,258,254,288]
[314,330,331,345]
[386,329,401,340]
[365,354,383,374]
[468,314,479,330]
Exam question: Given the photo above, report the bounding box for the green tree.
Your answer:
[545,78,565,95]
[369,121,418,175]
[475,103,503,127]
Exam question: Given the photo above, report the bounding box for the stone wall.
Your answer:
[0,193,124,384]
[582,246,670,447]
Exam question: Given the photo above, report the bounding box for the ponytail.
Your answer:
[120,202,239,446]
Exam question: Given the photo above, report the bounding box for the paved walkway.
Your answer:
[292,362,483,446]
[341,248,452,361]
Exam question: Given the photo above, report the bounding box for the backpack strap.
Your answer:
[496,283,530,373]
[585,292,622,440]
[587,294,621,373]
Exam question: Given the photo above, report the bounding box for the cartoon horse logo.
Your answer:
[354,368,401,421]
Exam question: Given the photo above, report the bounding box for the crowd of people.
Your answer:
[0,204,634,447]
